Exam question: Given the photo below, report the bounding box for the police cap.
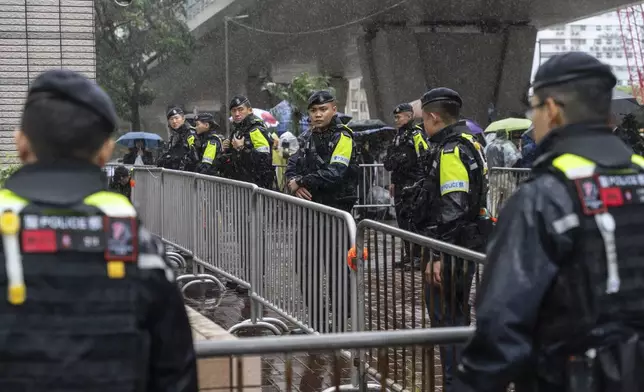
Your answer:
[113,165,129,180]
[532,52,616,91]
[307,90,335,109]
[196,113,214,123]
[229,95,250,110]
[166,107,184,119]
[393,103,413,114]
[420,88,463,109]
[27,69,118,132]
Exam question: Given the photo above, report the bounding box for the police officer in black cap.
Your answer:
[383,103,428,268]
[224,95,274,188]
[194,112,224,175]
[0,70,197,390]
[157,106,200,171]
[410,87,488,392]
[456,52,644,392]
[285,90,359,333]
[286,90,359,209]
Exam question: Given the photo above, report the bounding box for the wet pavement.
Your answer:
[182,220,482,392]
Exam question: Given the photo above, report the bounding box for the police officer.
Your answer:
[414,87,488,392]
[0,70,197,390]
[194,112,224,175]
[285,90,359,211]
[285,90,359,333]
[225,96,274,188]
[383,103,428,268]
[456,53,644,392]
[157,107,199,171]
[108,165,132,199]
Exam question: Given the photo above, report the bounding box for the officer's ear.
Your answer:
[14,129,36,164]
[544,97,564,126]
[96,138,115,168]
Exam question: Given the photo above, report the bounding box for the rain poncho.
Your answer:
[484,129,521,168]
[514,127,537,168]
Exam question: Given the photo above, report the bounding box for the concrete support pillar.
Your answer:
[357,27,427,122]
[245,75,273,110]
[328,76,349,115]
[358,24,537,125]
[494,25,538,118]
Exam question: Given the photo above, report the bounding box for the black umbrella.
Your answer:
[612,88,641,120]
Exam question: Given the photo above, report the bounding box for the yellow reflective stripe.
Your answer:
[413,133,428,156]
[249,129,270,153]
[632,154,644,168]
[439,146,469,195]
[551,153,596,179]
[84,191,136,217]
[202,141,217,164]
[330,133,353,166]
[187,135,195,147]
[0,190,28,305]
[0,189,28,210]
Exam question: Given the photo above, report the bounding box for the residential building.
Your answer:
[532,10,636,86]
[346,77,370,121]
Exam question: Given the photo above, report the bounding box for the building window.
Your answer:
[360,102,367,112]
[606,39,612,45]
[606,25,612,31]
[627,52,634,58]
[571,39,587,45]
[540,39,565,45]
[351,101,358,111]
[595,38,602,45]
[617,52,623,58]
[596,25,602,31]
[606,52,613,59]
[597,52,603,58]
[580,25,586,31]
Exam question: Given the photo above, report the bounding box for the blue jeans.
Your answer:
[425,257,476,392]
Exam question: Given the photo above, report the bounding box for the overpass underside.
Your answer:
[143,0,639,128]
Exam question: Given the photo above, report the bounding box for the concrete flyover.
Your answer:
[141,0,640,128]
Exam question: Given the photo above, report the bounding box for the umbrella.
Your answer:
[464,119,483,134]
[230,108,279,128]
[484,118,532,134]
[612,88,640,120]
[116,132,164,149]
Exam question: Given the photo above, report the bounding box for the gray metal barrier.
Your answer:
[131,168,357,338]
[355,219,486,392]
[249,188,357,335]
[355,163,393,219]
[488,167,531,218]
[193,327,474,392]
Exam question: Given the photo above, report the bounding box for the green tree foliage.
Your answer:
[263,73,335,135]
[95,0,195,131]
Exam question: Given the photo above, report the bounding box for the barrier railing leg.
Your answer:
[227,320,282,336]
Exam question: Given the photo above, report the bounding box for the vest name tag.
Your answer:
[598,174,644,188]
[21,214,106,254]
[23,215,103,231]
[575,174,644,215]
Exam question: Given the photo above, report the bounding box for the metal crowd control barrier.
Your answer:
[488,167,531,218]
[355,220,486,392]
[249,188,357,335]
[131,168,357,338]
[193,327,474,392]
[355,163,393,219]
[273,163,393,218]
